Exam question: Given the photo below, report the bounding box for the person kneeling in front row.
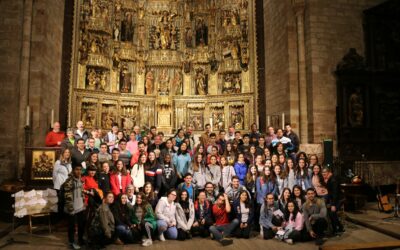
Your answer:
[209,193,239,246]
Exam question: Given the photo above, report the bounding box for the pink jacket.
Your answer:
[283,212,304,231]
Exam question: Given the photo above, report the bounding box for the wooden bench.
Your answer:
[321,241,400,250]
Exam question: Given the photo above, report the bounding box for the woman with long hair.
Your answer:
[223,142,236,166]
[110,160,132,197]
[190,153,206,193]
[143,182,158,210]
[173,142,192,182]
[279,187,292,212]
[220,156,236,192]
[142,136,150,152]
[86,152,100,174]
[131,153,146,193]
[285,158,296,190]
[111,193,134,244]
[245,165,258,202]
[263,147,271,161]
[131,192,157,247]
[256,166,277,205]
[295,158,312,190]
[145,151,162,194]
[176,190,195,241]
[275,164,288,196]
[271,154,279,168]
[291,185,306,211]
[280,200,304,244]
[233,190,254,238]
[245,145,257,166]
[192,191,213,237]
[311,164,328,199]
[53,148,72,191]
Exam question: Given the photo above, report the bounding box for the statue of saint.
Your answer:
[195,68,207,95]
[112,49,121,69]
[348,88,363,127]
[87,69,97,89]
[114,25,119,41]
[120,65,131,93]
[145,71,154,95]
[100,72,107,90]
[185,27,193,48]
[158,68,169,94]
[172,71,183,95]
[137,25,146,48]
[195,18,208,46]
[121,12,134,42]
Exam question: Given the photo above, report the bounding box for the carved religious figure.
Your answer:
[120,65,131,93]
[145,70,154,95]
[348,88,364,127]
[137,24,146,48]
[87,69,97,89]
[113,24,120,41]
[158,68,170,95]
[100,72,107,90]
[136,51,148,75]
[185,27,193,48]
[121,12,134,42]
[172,70,183,95]
[112,49,121,69]
[195,68,207,95]
[182,50,194,74]
[195,18,208,46]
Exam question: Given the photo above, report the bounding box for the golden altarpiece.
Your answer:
[68,0,258,134]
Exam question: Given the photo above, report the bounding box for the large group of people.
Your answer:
[48,121,344,249]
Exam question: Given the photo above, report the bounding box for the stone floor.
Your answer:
[0,221,397,250]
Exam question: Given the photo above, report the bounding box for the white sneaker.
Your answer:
[159,233,166,241]
[72,243,81,250]
[142,239,153,247]
[285,239,293,245]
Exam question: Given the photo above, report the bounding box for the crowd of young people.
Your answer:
[49,121,344,249]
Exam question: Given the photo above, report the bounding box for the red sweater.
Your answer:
[109,172,133,197]
[45,131,65,147]
[82,176,99,204]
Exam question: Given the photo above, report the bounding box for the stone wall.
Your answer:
[263,0,387,150]
[0,0,24,181]
[304,0,386,143]
[29,0,64,146]
[0,0,64,182]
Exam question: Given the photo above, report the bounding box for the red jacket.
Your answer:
[45,131,66,147]
[109,172,132,196]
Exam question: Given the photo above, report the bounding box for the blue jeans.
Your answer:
[209,219,240,241]
[157,219,178,239]
[116,224,133,243]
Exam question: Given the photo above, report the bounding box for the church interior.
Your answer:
[0,0,400,249]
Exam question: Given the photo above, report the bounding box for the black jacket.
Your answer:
[71,148,90,167]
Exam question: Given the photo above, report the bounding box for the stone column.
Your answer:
[292,0,308,143]
[17,0,34,177]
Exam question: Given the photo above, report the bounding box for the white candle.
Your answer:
[267,115,270,127]
[256,115,259,128]
[50,109,54,127]
[26,106,30,126]
[209,117,213,131]
[282,112,285,130]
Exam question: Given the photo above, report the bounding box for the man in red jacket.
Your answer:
[45,122,65,147]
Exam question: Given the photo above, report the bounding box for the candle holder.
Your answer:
[24,125,31,146]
